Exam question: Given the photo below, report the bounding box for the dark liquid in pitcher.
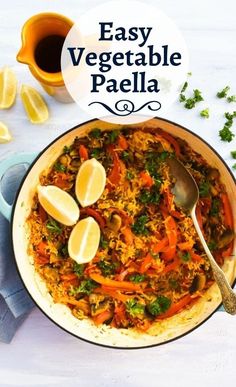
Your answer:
[35,35,65,73]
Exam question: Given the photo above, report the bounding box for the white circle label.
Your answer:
[61,0,189,124]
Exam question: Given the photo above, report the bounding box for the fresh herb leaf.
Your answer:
[210,198,220,216]
[193,89,204,102]
[179,93,186,102]
[180,252,191,262]
[184,89,204,109]
[231,151,236,159]
[74,262,85,276]
[169,278,179,290]
[219,126,235,142]
[53,162,66,172]
[106,130,120,144]
[72,279,97,295]
[90,128,102,138]
[232,163,236,170]
[181,81,188,93]
[208,241,217,251]
[199,181,210,197]
[46,219,62,234]
[59,244,68,257]
[132,215,149,235]
[147,296,171,317]
[126,170,134,180]
[187,72,192,76]
[227,95,236,103]
[91,148,102,158]
[200,108,210,118]
[98,260,116,276]
[63,145,71,154]
[100,235,109,249]
[139,188,160,204]
[217,86,230,98]
[129,274,146,283]
[126,299,145,317]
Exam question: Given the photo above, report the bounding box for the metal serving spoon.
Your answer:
[167,157,236,315]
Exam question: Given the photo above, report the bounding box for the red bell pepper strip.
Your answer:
[140,253,153,274]
[118,135,128,150]
[221,193,233,228]
[121,226,134,245]
[92,310,113,325]
[140,171,154,188]
[89,273,142,291]
[79,144,89,161]
[107,146,121,190]
[162,216,177,261]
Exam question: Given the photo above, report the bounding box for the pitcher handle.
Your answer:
[0,153,37,221]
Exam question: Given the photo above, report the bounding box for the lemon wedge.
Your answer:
[20,85,49,123]
[37,185,80,226]
[0,66,17,109]
[0,121,12,143]
[75,158,106,207]
[68,217,100,264]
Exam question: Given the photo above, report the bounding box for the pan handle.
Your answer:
[0,153,37,221]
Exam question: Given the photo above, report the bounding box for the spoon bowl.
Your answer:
[167,157,236,315]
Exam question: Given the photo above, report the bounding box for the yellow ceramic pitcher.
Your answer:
[17,12,73,103]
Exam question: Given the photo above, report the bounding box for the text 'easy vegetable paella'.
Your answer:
[27,127,235,332]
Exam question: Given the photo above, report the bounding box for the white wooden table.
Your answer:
[0,0,236,386]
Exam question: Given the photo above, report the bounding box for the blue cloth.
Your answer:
[0,164,34,343]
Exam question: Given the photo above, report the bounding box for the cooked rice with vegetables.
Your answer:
[27,127,235,332]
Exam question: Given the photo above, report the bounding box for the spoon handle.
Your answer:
[191,207,236,315]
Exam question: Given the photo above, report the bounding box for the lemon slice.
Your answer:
[0,67,17,109]
[37,185,80,226]
[0,121,12,143]
[75,158,106,207]
[68,217,100,264]
[20,85,49,123]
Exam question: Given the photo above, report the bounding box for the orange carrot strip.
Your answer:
[38,204,48,222]
[161,257,180,275]
[152,237,169,254]
[121,226,134,245]
[93,310,113,325]
[178,241,194,251]
[118,135,128,150]
[140,171,154,188]
[79,144,89,161]
[60,273,78,281]
[140,253,153,274]
[189,250,203,262]
[36,241,49,258]
[221,193,233,228]
[157,294,193,319]
[98,286,132,302]
[89,273,141,291]
[162,216,177,260]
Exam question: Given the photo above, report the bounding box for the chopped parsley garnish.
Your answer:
[63,145,71,154]
[126,299,145,317]
[91,148,102,158]
[53,162,66,172]
[100,235,109,249]
[179,94,186,102]
[181,81,188,93]
[184,89,204,109]
[145,152,163,181]
[200,108,210,118]
[139,187,160,204]
[74,263,85,277]
[208,241,217,251]
[146,296,171,317]
[46,219,62,234]
[106,130,120,144]
[126,170,134,180]
[98,260,116,276]
[199,181,210,197]
[219,112,236,142]
[232,163,236,170]
[132,215,149,235]
[90,128,102,138]
[227,95,236,103]
[59,244,68,257]
[231,151,236,159]
[180,251,191,262]
[169,278,179,290]
[187,72,192,76]
[71,279,97,295]
[129,274,146,283]
[210,198,220,216]
[217,86,230,99]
